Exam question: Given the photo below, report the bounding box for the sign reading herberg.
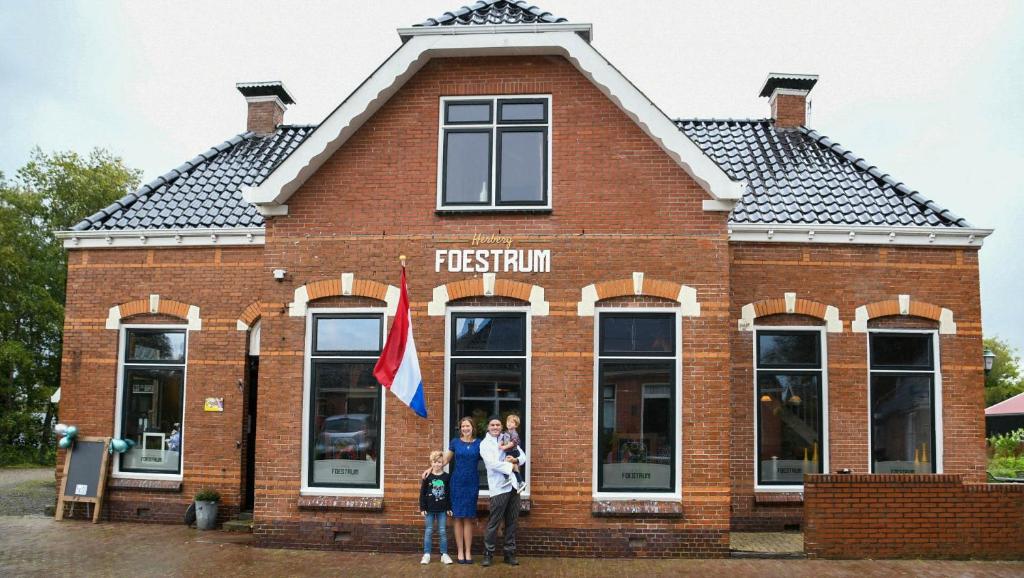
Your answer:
[434,233,551,273]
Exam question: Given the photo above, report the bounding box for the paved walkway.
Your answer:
[2,516,1023,577]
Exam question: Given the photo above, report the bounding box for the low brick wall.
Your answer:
[804,474,1024,559]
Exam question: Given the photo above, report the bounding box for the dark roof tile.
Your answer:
[414,0,567,27]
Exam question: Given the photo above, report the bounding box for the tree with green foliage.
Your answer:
[0,148,140,465]
[984,336,1024,407]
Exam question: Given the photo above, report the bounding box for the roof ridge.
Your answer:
[415,0,567,27]
[675,118,772,124]
[71,132,255,231]
[798,127,971,227]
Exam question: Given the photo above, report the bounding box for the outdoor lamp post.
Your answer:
[983,348,995,374]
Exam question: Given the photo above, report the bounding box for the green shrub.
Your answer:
[194,489,221,503]
[989,456,1024,479]
[987,428,1024,458]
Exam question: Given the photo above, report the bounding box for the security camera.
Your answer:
[273,269,287,281]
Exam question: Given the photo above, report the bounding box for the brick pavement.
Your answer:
[2,516,1024,577]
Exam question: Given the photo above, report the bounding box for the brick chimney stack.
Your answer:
[236,81,296,135]
[759,73,818,129]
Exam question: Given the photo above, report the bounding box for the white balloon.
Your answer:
[54,423,68,436]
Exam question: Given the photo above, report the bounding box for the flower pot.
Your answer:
[195,500,219,530]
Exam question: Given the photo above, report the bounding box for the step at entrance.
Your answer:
[729,532,804,559]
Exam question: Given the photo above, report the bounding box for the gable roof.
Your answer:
[677,119,970,228]
[71,125,314,232]
[413,0,568,28]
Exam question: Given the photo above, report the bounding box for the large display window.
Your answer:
[307,314,384,489]
[448,312,527,490]
[118,328,187,475]
[869,332,938,473]
[596,313,677,493]
[754,330,825,486]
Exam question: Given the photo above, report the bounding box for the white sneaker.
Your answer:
[420,554,430,565]
[441,553,453,565]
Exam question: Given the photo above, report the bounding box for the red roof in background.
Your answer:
[986,391,1024,416]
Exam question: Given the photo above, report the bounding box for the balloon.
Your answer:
[65,426,78,439]
[58,436,71,449]
[54,423,68,436]
[110,439,128,453]
[124,439,136,448]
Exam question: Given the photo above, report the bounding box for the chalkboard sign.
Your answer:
[56,436,111,523]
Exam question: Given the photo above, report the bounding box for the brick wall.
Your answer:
[804,474,1024,559]
[729,243,986,531]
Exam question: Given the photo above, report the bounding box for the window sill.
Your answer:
[591,499,683,518]
[297,495,384,511]
[435,207,552,215]
[754,492,804,506]
[108,478,182,493]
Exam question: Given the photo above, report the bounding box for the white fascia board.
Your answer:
[728,223,993,247]
[397,23,594,41]
[56,227,265,249]
[242,31,743,212]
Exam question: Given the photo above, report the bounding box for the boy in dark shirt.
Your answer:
[420,450,453,565]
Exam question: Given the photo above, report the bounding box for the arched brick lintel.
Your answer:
[852,295,956,334]
[236,302,263,331]
[577,272,700,317]
[105,294,202,330]
[427,273,549,316]
[288,273,400,317]
[738,292,842,332]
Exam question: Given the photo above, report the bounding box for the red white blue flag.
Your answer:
[373,266,427,418]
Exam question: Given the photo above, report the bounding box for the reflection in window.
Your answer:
[597,313,676,493]
[755,330,824,485]
[870,333,936,473]
[450,313,527,489]
[308,314,384,488]
[120,329,186,474]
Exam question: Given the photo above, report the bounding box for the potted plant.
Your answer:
[194,489,221,530]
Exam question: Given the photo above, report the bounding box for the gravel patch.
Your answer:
[0,468,55,516]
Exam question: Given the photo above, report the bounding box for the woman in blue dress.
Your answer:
[444,416,482,563]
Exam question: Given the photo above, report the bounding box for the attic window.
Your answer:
[438,96,551,210]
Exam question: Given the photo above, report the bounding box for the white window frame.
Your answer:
[866,329,943,474]
[751,326,829,492]
[443,306,532,498]
[436,94,553,211]
[592,308,682,501]
[113,323,189,481]
[300,307,388,497]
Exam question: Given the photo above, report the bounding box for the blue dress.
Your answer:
[448,437,482,518]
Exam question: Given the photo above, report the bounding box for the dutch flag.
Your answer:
[373,266,427,418]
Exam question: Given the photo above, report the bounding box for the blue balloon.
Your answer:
[110,439,128,453]
[123,439,136,448]
[58,436,71,449]
[65,426,78,439]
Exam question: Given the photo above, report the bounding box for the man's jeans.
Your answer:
[423,511,448,554]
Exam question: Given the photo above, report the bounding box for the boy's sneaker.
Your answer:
[516,481,527,495]
[420,554,430,565]
[441,553,454,565]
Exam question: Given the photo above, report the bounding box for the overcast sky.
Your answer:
[2,1,1022,355]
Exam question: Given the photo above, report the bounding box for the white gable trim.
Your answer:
[242,31,744,214]
[728,223,993,248]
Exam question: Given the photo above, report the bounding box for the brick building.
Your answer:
[55,1,992,557]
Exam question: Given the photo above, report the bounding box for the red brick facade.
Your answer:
[804,474,1024,559]
[57,55,987,557]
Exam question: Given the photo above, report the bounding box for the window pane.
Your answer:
[444,131,490,204]
[600,315,674,355]
[757,373,823,484]
[120,367,184,474]
[315,316,381,354]
[870,333,933,369]
[871,374,934,473]
[310,361,382,487]
[499,102,546,123]
[126,330,185,362]
[451,361,525,490]
[446,102,491,124]
[453,315,525,354]
[597,362,674,492]
[757,332,820,368]
[498,130,545,203]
